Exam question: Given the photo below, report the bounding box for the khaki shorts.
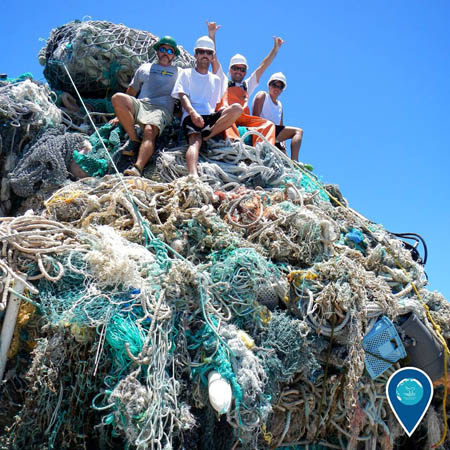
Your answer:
[131,98,172,133]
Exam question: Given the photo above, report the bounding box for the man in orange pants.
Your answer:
[205,22,284,146]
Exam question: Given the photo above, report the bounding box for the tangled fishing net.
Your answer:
[157,136,324,193]
[1,18,450,450]
[2,169,449,449]
[0,77,62,215]
[39,20,195,97]
[9,125,89,197]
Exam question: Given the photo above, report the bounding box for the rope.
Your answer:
[266,121,450,445]
[1,60,448,449]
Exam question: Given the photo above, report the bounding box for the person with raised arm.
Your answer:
[207,21,284,146]
[171,35,242,176]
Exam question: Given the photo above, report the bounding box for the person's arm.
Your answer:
[280,110,284,126]
[128,64,147,97]
[126,86,138,97]
[207,21,221,74]
[252,92,266,117]
[207,22,229,109]
[253,37,285,83]
[179,93,204,128]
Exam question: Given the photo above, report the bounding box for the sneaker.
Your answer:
[123,164,142,177]
[120,139,141,157]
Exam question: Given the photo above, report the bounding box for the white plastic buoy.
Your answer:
[208,371,232,415]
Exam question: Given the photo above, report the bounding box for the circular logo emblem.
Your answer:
[396,378,424,406]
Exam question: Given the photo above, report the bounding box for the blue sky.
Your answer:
[2,0,449,299]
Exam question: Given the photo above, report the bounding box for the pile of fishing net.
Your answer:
[157,136,291,189]
[1,18,450,450]
[39,19,195,98]
[0,74,172,218]
[1,168,450,450]
[8,126,90,198]
[0,76,62,215]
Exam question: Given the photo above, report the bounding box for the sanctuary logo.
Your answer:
[386,367,433,437]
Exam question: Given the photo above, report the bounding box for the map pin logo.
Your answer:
[386,367,433,437]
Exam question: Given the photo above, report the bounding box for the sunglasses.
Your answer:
[195,49,214,56]
[158,47,174,55]
[270,82,284,90]
[231,66,247,73]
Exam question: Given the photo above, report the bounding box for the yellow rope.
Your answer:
[7,298,36,359]
[241,133,448,444]
[289,160,449,446]
[44,189,86,211]
[261,423,273,445]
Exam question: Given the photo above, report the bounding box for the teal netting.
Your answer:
[259,312,322,398]
[37,252,128,327]
[188,319,243,407]
[105,313,146,372]
[207,247,282,320]
[3,72,34,84]
[284,172,330,202]
[73,122,124,176]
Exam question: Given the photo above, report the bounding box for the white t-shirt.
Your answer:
[216,64,258,96]
[252,91,282,125]
[171,68,224,119]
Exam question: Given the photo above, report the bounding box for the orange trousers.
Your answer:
[217,86,276,146]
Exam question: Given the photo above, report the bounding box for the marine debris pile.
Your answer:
[0,19,449,450]
[39,19,195,97]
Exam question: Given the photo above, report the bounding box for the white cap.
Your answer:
[229,54,248,70]
[194,36,215,52]
[268,72,287,90]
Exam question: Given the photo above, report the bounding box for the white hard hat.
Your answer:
[229,54,248,70]
[268,72,287,90]
[194,36,215,52]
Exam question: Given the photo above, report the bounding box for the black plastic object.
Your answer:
[398,312,445,381]
[390,232,428,266]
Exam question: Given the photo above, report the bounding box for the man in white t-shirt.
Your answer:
[171,35,242,176]
[252,72,304,161]
[110,36,180,176]
[207,21,284,146]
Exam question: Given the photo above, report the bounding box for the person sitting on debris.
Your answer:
[110,36,180,177]
[171,35,242,177]
[252,72,303,161]
[207,21,283,147]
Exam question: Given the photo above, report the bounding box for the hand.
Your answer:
[190,111,204,128]
[279,141,286,150]
[273,36,285,51]
[109,117,120,126]
[206,21,221,38]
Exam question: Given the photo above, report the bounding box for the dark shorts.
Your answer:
[275,125,286,151]
[275,125,285,137]
[182,110,222,138]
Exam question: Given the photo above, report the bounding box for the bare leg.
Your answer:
[203,104,243,141]
[186,133,202,176]
[111,93,139,141]
[276,126,303,161]
[135,125,159,172]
